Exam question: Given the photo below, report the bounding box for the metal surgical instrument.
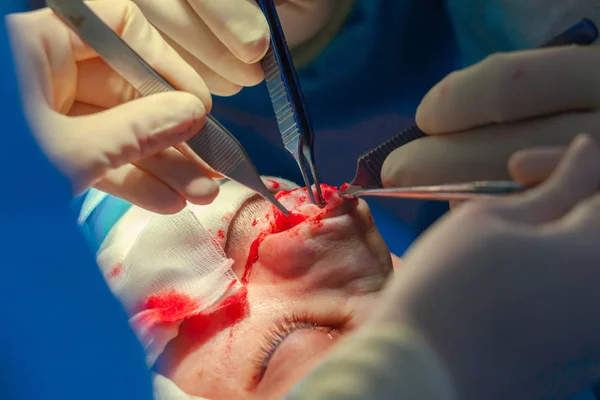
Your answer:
[256,0,325,206]
[341,181,528,202]
[46,0,290,216]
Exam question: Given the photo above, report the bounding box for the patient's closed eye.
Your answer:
[251,313,345,387]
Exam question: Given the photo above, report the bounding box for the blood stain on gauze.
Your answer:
[266,179,281,190]
[141,291,200,324]
[107,262,123,279]
[96,177,299,367]
[241,184,350,284]
[97,206,243,367]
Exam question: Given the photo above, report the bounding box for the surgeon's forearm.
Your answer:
[284,323,456,400]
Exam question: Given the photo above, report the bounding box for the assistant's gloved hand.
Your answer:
[123,0,337,95]
[381,44,600,188]
[377,134,600,400]
[7,0,221,214]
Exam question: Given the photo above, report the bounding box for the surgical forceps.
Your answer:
[342,181,528,202]
[341,18,598,202]
[255,0,325,206]
[46,0,290,216]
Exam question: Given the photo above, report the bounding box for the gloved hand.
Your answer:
[376,134,600,400]
[381,44,600,188]
[7,0,221,214]
[125,0,338,95]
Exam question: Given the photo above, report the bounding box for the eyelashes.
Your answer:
[252,311,348,384]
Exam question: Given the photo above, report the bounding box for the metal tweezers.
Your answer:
[255,0,326,206]
[46,0,291,216]
[341,18,598,202]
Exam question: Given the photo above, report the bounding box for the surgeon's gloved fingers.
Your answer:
[508,147,566,185]
[417,46,600,134]
[67,101,105,116]
[381,112,600,188]
[558,189,600,235]
[132,0,264,87]
[73,91,206,191]
[448,200,466,211]
[73,0,212,110]
[390,253,403,271]
[381,132,514,187]
[95,165,187,214]
[187,0,270,63]
[161,34,243,96]
[133,147,220,205]
[491,134,600,224]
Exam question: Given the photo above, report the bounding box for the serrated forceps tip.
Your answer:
[257,0,326,207]
[47,0,290,217]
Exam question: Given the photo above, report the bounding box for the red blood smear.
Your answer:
[142,291,199,323]
[246,374,262,392]
[217,229,225,239]
[267,179,281,189]
[296,195,307,206]
[107,263,122,278]
[241,232,267,284]
[272,211,308,232]
[339,182,350,192]
[182,287,249,345]
[251,218,258,226]
[275,190,293,200]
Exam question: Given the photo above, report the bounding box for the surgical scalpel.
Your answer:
[341,18,598,199]
[255,0,326,206]
[46,0,290,217]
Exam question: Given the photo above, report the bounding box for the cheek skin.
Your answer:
[159,286,374,400]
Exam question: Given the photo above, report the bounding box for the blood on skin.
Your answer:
[339,182,350,192]
[183,287,249,344]
[240,184,347,284]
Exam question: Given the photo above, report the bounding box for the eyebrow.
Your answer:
[224,195,264,254]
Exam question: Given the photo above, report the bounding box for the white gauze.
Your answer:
[96,177,298,369]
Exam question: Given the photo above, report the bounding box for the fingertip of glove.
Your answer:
[184,177,220,205]
[227,18,271,64]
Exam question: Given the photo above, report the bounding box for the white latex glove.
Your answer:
[7,1,222,214]
[381,43,600,188]
[127,0,338,95]
[376,134,600,400]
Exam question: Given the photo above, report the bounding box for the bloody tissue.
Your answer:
[241,184,347,284]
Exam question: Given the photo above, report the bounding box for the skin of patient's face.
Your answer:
[158,186,393,399]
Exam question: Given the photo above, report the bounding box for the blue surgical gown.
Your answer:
[0,13,153,400]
